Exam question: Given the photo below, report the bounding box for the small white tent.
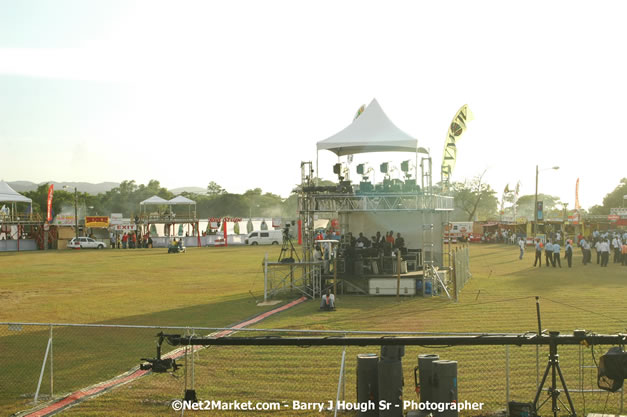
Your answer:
[0,181,32,204]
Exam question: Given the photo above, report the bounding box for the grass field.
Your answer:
[1,244,626,416]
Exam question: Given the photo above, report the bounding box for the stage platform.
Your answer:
[322,269,448,296]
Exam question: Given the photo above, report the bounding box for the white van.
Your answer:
[245,230,283,245]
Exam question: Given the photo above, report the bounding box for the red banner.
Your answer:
[46,185,54,222]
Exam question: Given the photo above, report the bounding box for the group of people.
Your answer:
[530,238,573,267]
[352,230,406,254]
[524,230,627,268]
[577,232,627,267]
[110,232,153,249]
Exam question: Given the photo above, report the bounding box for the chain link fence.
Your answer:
[1,324,624,416]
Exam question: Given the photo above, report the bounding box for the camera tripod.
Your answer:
[533,331,577,417]
[278,231,300,263]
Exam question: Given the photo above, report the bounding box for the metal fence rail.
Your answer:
[0,323,624,416]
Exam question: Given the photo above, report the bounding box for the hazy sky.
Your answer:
[1,0,625,209]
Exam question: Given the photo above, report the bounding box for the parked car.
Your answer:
[67,237,106,249]
[245,230,282,245]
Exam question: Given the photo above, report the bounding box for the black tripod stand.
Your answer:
[533,331,577,417]
[278,230,300,263]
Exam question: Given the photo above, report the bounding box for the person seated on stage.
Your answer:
[320,289,336,311]
[313,245,323,262]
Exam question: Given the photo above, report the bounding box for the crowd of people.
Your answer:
[525,230,627,268]
[109,231,153,249]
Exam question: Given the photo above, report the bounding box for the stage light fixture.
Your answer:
[333,163,342,175]
[401,160,410,172]
[357,164,365,175]
[380,162,389,174]
[598,347,627,392]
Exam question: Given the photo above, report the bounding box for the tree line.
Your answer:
[19,177,625,222]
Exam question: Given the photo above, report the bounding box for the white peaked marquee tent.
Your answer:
[316,98,428,178]
[0,181,32,221]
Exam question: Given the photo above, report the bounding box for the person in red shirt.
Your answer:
[121,233,128,249]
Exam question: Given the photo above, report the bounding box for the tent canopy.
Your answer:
[317,99,419,156]
[168,196,196,205]
[0,181,32,203]
[139,195,169,205]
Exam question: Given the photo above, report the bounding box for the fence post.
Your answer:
[505,345,510,415]
[334,346,347,417]
[452,249,458,301]
[34,335,52,404]
[264,253,268,302]
[50,324,54,398]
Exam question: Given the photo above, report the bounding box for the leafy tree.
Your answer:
[207,181,226,196]
[515,194,562,219]
[450,173,498,221]
[589,178,627,214]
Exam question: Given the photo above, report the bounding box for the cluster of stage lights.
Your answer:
[334,160,412,179]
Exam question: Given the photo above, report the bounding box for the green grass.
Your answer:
[2,244,626,416]
[0,246,283,415]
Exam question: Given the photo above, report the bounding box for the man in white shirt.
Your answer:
[518,238,525,260]
[600,239,610,267]
[582,240,591,265]
[552,242,561,268]
[595,240,602,264]
[545,241,554,267]
[612,237,621,263]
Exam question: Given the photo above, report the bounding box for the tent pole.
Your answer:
[316,150,319,185]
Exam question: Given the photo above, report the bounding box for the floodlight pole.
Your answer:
[534,165,538,238]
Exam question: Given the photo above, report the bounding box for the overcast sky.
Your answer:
[1,0,625,210]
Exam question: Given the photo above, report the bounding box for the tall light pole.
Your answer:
[64,186,78,240]
[534,165,559,237]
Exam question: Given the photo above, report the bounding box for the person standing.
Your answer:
[595,239,602,264]
[533,238,543,267]
[545,240,554,267]
[582,239,591,265]
[552,241,561,268]
[612,235,621,263]
[122,232,128,249]
[622,241,627,266]
[578,236,587,263]
[518,237,525,260]
[600,239,610,267]
[565,239,573,268]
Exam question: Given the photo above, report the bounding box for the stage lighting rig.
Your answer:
[598,347,627,392]
[333,162,349,182]
[400,160,414,179]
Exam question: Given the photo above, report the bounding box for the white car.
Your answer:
[67,237,106,249]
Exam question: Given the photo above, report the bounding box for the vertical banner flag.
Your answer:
[575,178,581,211]
[46,184,54,221]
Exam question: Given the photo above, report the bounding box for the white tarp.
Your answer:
[168,196,196,205]
[139,195,169,205]
[0,181,32,203]
[317,99,419,156]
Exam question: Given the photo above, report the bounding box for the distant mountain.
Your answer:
[6,181,207,196]
[169,186,207,195]
[7,181,120,195]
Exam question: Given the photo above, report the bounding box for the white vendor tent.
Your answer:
[0,181,33,222]
[317,98,421,156]
[168,196,196,205]
[0,180,32,204]
[139,195,169,205]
